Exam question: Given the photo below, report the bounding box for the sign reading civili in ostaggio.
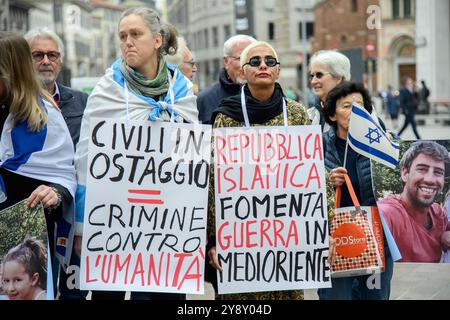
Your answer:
[80,119,211,294]
[214,125,331,294]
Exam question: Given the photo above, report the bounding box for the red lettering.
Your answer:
[313,133,323,160]
[113,253,131,285]
[286,220,299,246]
[130,253,145,286]
[273,220,286,247]
[251,165,264,190]
[172,253,192,287]
[165,253,171,287]
[218,221,231,250]
[245,220,258,248]
[266,163,280,188]
[224,167,236,192]
[217,165,222,194]
[227,134,239,163]
[177,255,202,292]
[215,135,227,165]
[101,254,112,283]
[239,133,250,163]
[306,162,321,189]
[304,133,312,159]
[290,162,305,188]
[147,252,163,286]
[85,255,98,283]
[264,133,275,162]
[238,166,248,191]
[233,221,244,248]
[260,219,274,246]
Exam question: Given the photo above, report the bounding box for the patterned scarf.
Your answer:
[120,59,169,100]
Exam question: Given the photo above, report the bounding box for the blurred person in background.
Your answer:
[197,34,256,124]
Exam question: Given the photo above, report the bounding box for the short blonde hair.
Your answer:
[240,41,279,68]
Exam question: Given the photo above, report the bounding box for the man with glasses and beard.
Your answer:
[24,28,88,300]
[378,141,450,262]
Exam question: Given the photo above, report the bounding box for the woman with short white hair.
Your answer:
[207,41,311,300]
[307,50,351,130]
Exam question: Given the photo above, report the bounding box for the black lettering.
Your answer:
[110,154,124,182]
[108,204,126,228]
[92,120,106,148]
[87,231,103,251]
[90,153,110,179]
[273,194,287,217]
[126,155,145,183]
[89,204,105,226]
[189,207,205,232]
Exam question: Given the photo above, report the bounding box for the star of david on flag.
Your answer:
[348,103,399,169]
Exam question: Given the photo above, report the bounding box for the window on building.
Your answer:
[351,0,358,12]
[299,22,314,40]
[340,35,348,44]
[224,25,231,41]
[404,0,412,18]
[393,0,415,19]
[393,0,400,18]
[204,28,209,49]
[268,22,275,40]
[212,26,219,48]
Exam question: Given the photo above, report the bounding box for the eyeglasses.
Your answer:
[243,56,280,68]
[183,60,196,67]
[309,72,331,80]
[31,51,61,62]
[227,56,240,61]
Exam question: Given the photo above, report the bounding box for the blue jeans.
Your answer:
[318,241,394,300]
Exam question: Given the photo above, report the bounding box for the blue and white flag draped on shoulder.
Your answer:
[74,59,198,236]
[348,103,399,169]
[0,99,77,268]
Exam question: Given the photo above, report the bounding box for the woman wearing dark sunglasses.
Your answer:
[307,50,351,131]
[207,41,312,300]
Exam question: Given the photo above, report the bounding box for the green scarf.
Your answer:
[120,59,169,100]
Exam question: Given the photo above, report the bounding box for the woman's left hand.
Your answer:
[27,185,59,209]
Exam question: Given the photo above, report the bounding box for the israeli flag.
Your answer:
[348,103,399,169]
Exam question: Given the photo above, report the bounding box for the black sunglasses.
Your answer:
[31,51,61,62]
[243,56,279,68]
[309,71,331,80]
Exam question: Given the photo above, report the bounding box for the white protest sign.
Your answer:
[214,125,331,294]
[80,119,211,294]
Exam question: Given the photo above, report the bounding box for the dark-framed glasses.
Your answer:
[183,60,196,67]
[309,71,331,80]
[31,51,61,62]
[243,56,279,68]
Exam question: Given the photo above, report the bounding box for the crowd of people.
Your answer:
[0,6,449,301]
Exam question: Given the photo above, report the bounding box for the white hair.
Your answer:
[223,34,257,57]
[165,36,187,66]
[24,27,65,60]
[310,50,351,81]
[240,41,279,67]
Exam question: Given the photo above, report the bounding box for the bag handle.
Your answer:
[334,173,361,208]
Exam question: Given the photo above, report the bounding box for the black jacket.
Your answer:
[197,68,241,124]
[58,84,88,148]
